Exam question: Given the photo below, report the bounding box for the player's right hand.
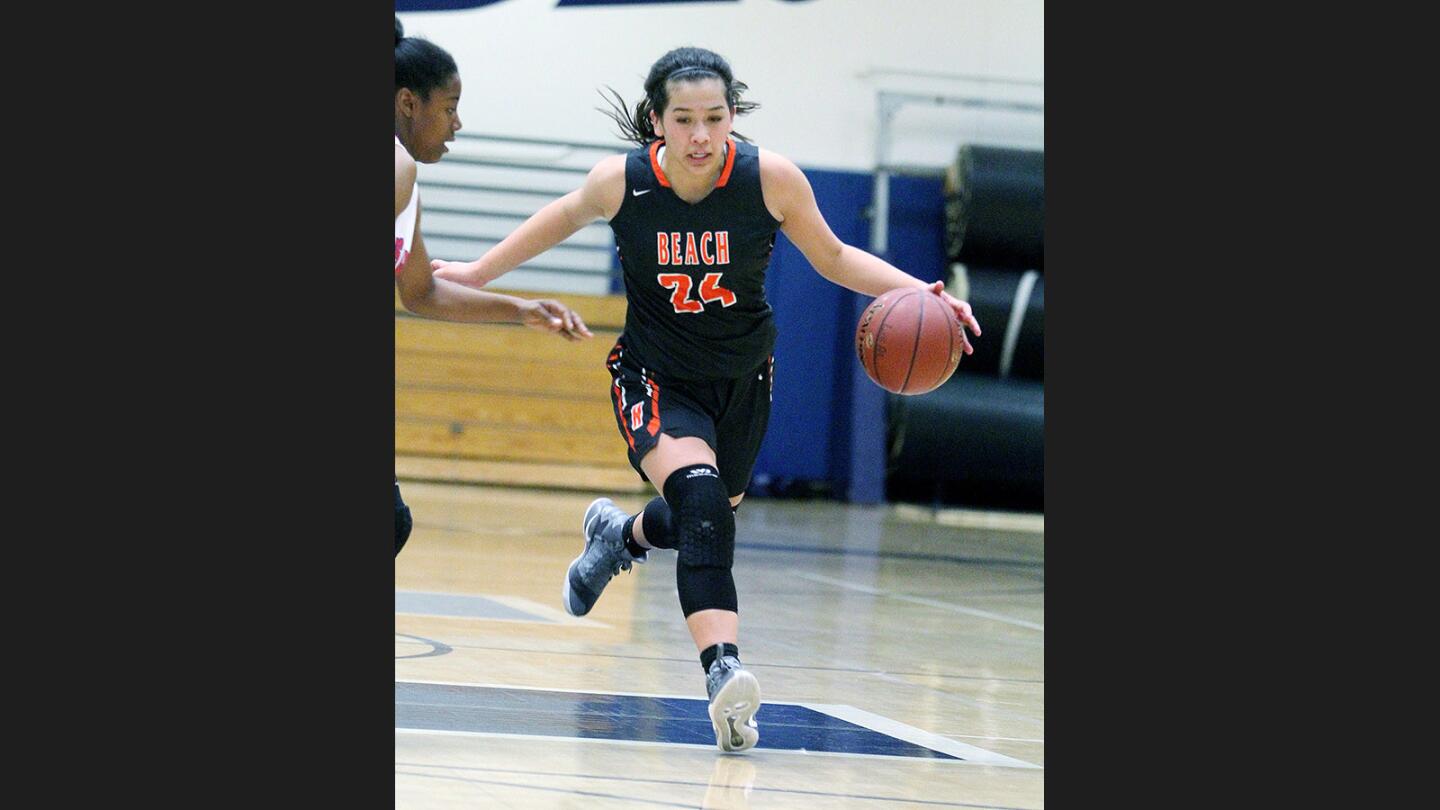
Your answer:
[431,259,487,288]
[521,299,593,342]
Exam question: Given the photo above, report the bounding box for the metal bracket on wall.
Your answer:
[414,131,628,294]
[868,81,1044,257]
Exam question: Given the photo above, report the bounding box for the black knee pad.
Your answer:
[664,464,735,569]
[640,495,676,549]
[395,481,413,557]
[664,465,738,615]
[677,567,736,617]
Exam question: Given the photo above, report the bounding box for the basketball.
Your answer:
[855,288,964,395]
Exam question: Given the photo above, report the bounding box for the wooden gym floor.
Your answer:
[395,480,1044,809]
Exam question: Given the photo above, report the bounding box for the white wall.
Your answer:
[398,0,1043,173]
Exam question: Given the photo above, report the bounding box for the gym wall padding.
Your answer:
[887,374,1044,510]
[887,143,1045,511]
[1008,272,1043,382]
[751,171,947,502]
[949,267,1019,377]
[945,145,1045,271]
[955,266,1044,383]
[746,158,1045,511]
[885,266,1044,510]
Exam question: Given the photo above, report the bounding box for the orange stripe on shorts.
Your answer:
[646,376,662,436]
[614,378,636,451]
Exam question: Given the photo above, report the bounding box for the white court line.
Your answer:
[892,503,1044,534]
[396,681,1039,768]
[794,573,1044,632]
[801,703,1041,770]
[394,728,1027,767]
[394,593,607,628]
[399,679,715,700]
[948,735,1045,743]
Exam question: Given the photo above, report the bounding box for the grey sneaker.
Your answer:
[706,654,761,752]
[563,498,645,616]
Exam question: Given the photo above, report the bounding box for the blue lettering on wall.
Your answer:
[397,0,814,10]
[557,0,736,6]
[396,0,509,10]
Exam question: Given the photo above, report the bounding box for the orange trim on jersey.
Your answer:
[715,138,738,187]
[649,137,737,189]
[648,140,671,188]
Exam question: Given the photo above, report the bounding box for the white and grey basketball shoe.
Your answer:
[706,653,761,752]
[563,498,645,616]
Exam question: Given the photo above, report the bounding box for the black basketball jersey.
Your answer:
[609,138,780,381]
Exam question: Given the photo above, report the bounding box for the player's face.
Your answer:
[410,74,463,164]
[652,78,733,177]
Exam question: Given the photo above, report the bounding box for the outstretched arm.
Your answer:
[759,149,981,352]
[398,209,592,340]
[431,154,627,289]
[396,153,591,339]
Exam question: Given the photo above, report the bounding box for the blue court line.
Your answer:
[734,539,1044,570]
[395,633,453,660]
[392,640,1043,684]
[396,682,958,760]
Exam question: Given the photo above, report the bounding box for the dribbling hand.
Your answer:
[927,280,981,355]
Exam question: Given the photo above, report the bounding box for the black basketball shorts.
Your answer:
[605,340,773,499]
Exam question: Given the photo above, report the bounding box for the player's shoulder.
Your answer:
[395,141,417,185]
[588,153,629,185]
[757,147,803,183]
[757,147,807,211]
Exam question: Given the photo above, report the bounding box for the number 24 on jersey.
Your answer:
[658,273,736,313]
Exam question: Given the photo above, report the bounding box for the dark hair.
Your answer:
[395,17,458,101]
[601,47,759,146]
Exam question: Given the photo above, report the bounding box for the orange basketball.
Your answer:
[855,288,963,395]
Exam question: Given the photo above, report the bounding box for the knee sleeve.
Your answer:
[395,482,413,557]
[664,464,737,615]
[640,496,676,549]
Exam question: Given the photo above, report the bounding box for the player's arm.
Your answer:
[397,203,592,340]
[396,146,416,219]
[759,148,980,348]
[431,154,627,288]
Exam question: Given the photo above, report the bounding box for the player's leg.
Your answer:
[636,435,736,647]
[563,349,696,617]
[637,436,759,752]
[692,354,774,751]
[395,478,413,557]
[627,479,738,548]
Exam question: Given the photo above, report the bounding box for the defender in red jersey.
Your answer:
[393,17,592,557]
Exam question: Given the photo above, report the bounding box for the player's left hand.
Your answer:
[926,280,981,355]
[521,299,593,341]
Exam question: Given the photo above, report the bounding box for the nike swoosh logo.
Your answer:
[632,188,652,196]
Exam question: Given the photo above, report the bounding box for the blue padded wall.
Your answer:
[752,169,947,502]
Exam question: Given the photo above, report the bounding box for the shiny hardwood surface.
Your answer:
[397,481,1044,809]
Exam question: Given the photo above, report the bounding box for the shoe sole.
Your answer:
[709,669,761,752]
[562,498,612,617]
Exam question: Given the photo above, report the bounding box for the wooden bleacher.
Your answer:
[395,288,652,494]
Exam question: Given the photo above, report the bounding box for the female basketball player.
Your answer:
[430,46,980,750]
[394,19,592,556]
